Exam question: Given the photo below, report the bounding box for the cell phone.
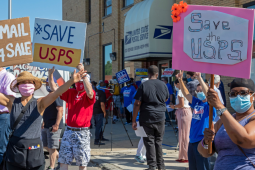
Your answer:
[49,127,53,132]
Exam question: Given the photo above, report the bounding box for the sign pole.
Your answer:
[8,0,11,19]
[208,74,214,154]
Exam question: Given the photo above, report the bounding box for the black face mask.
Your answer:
[46,85,52,92]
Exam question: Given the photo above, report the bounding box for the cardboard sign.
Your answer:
[162,68,175,77]
[31,18,86,72]
[172,5,255,79]
[116,69,130,84]
[0,17,32,67]
[135,68,148,77]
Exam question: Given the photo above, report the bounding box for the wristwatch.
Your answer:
[202,138,208,149]
[216,107,227,117]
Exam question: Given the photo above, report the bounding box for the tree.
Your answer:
[105,61,112,75]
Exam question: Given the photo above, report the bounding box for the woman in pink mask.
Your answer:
[0,68,85,170]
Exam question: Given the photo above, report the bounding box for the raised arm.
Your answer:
[0,93,15,110]
[48,67,58,92]
[77,63,94,99]
[176,71,193,104]
[38,69,84,114]
[195,72,209,96]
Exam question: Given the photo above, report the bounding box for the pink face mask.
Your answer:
[18,84,35,96]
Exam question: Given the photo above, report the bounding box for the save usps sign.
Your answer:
[31,18,86,71]
[116,69,130,84]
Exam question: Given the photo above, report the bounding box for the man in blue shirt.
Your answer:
[176,71,216,170]
[161,77,173,123]
[121,81,136,125]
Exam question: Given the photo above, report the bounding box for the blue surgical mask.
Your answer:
[230,95,252,113]
[197,92,206,101]
[187,78,193,82]
[175,86,179,91]
[46,86,52,93]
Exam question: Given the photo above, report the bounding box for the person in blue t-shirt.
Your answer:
[121,81,136,125]
[161,77,174,123]
[176,71,216,170]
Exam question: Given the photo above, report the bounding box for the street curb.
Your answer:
[90,156,123,170]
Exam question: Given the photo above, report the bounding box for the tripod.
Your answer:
[99,97,133,150]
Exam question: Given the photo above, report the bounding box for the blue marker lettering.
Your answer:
[42,24,51,40]
[50,25,58,41]
[68,26,75,44]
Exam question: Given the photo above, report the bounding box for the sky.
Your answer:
[0,0,62,40]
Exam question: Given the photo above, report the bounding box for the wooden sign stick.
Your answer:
[208,74,214,154]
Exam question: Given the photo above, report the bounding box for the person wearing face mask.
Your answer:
[41,77,63,170]
[186,71,200,97]
[169,79,192,163]
[48,64,95,170]
[176,71,217,170]
[198,78,255,170]
[121,80,136,125]
[0,67,84,170]
[97,80,106,92]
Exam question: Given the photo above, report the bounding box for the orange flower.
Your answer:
[172,9,180,16]
[171,14,181,23]
[179,1,188,13]
[171,3,181,12]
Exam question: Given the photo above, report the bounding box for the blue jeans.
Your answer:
[165,110,170,122]
[0,114,11,164]
[93,113,104,142]
[188,141,210,170]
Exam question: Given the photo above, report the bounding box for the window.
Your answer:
[104,0,112,16]
[124,0,134,7]
[103,44,112,80]
[125,67,130,74]
[88,0,91,22]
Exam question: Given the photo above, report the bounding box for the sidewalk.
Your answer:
[90,119,189,170]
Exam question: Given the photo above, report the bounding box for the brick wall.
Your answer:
[63,0,143,82]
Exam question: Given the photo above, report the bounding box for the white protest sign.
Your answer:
[184,10,249,65]
[31,18,87,71]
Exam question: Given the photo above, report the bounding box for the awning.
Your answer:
[124,0,174,61]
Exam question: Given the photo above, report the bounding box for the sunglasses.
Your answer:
[228,90,254,97]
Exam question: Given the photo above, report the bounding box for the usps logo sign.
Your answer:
[116,69,130,84]
[184,10,248,65]
[31,18,87,71]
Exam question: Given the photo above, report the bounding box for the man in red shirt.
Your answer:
[48,63,95,170]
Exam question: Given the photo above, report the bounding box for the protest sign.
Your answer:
[116,69,130,84]
[135,68,148,77]
[0,17,32,67]
[172,5,255,79]
[162,68,175,77]
[31,18,86,72]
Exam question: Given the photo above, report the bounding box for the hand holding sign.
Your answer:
[207,88,225,110]
[76,63,84,71]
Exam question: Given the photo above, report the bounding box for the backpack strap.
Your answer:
[9,97,35,139]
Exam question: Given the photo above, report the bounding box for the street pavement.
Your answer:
[90,118,189,170]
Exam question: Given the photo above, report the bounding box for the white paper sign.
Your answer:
[184,10,249,65]
[127,104,133,113]
[31,18,87,71]
[135,122,148,137]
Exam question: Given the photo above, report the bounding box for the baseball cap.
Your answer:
[104,80,109,84]
[230,78,255,92]
[99,80,104,84]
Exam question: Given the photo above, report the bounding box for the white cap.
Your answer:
[142,78,149,83]
[214,75,220,84]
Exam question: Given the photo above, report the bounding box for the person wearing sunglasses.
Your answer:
[198,78,255,170]
[176,71,217,170]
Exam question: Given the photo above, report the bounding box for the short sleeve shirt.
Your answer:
[93,90,106,114]
[0,69,15,112]
[135,79,169,124]
[121,86,136,107]
[43,97,64,129]
[60,89,96,128]
[165,83,173,105]
[189,96,216,143]
[175,90,190,108]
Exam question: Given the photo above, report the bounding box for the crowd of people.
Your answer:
[0,63,255,170]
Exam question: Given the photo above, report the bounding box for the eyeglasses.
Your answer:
[228,90,254,97]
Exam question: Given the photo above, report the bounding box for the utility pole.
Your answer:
[8,0,12,19]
